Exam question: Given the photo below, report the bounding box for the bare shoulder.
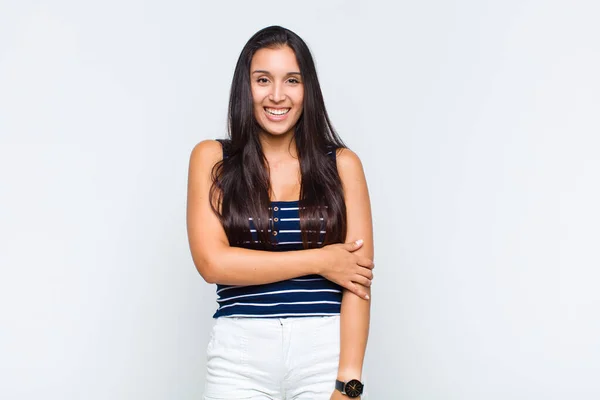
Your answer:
[335,148,366,181]
[189,139,224,171]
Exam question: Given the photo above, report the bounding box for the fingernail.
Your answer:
[365,294,370,300]
[355,239,363,245]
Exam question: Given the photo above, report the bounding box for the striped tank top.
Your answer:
[213,140,342,318]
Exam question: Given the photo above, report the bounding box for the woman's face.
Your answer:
[250,45,304,138]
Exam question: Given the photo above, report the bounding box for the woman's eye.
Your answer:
[257,77,269,84]
[288,78,300,84]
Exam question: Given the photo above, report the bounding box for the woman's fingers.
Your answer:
[346,282,370,300]
[344,239,364,252]
[356,266,374,280]
[357,257,374,269]
[353,275,372,288]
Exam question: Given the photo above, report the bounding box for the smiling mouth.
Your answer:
[265,107,291,116]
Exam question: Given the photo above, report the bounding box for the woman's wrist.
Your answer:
[308,247,327,276]
[337,367,363,381]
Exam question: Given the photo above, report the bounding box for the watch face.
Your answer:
[345,379,364,398]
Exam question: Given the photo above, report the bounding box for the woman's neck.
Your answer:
[258,130,298,162]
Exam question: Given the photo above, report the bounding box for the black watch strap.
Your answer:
[335,379,345,393]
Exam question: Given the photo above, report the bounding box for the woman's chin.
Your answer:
[260,130,294,138]
[257,122,297,137]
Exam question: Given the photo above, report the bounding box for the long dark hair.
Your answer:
[210,25,347,249]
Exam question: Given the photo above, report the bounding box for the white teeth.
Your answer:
[265,108,290,115]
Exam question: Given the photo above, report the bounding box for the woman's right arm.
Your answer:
[186,140,373,299]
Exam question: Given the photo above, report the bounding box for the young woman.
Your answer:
[187,26,374,400]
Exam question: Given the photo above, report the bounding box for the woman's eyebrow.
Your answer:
[251,70,301,75]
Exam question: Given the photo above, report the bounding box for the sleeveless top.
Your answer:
[213,139,343,318]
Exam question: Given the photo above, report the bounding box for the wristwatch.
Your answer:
[335,379,364,398]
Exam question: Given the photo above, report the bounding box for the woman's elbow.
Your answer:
[193,255,220,284]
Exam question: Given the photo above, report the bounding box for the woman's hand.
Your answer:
[318,239,374,299]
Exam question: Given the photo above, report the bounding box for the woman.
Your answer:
[187,26,374,399]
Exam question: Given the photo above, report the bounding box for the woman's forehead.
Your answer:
[251,46,300,74]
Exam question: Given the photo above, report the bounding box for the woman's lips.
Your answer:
[264,107,291,121]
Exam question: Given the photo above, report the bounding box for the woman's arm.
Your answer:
[186,140,373,298]
[334,148,374,395]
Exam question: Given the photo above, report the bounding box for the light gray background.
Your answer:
[1,1,599,399]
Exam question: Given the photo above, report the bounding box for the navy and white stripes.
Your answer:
[213,200,343,318]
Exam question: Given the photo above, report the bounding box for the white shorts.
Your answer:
[203,315,367,399]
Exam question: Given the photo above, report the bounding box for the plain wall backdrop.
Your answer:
[1,0,599,399]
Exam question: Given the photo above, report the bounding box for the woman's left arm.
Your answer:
[332,148,374,399]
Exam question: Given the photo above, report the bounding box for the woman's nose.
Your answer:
[269,83,286,102]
